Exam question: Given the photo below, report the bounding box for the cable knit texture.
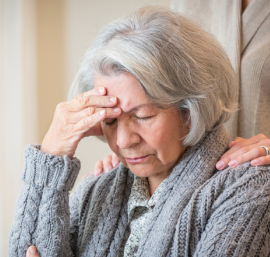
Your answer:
[8,127,270,256]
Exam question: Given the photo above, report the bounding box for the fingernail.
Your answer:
[98,87,105,93]
[30,247,38,254]
[113,161,119,167]
[99,110,105,115]
[110,97,116,102]
[251,160,259,166]
[105,166,112,172]
[113,108,120,112]
[228,160,237,168]
[216,161,225,170]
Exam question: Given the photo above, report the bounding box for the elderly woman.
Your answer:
[9,7,270,257]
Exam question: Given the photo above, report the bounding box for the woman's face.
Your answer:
[94,73,189,180]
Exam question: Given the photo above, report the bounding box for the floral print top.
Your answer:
[117,175,168,257]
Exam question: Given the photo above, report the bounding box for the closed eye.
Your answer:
[104,115,154,126]
[135,116,153,122]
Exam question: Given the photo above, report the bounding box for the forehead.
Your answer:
[94,73,150,111]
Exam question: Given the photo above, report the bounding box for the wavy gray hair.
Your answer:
[68,6,238,146]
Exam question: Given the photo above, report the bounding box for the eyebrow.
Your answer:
[124,104,152,114]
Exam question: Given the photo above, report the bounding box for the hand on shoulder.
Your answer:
[216,134,270,170]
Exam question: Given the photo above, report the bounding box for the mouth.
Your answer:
[124,155,149,164]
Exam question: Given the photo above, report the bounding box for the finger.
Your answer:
[72,109,107,135]
[251,155,270,166]
[27,246,40,257]
[217,144,257,169]
[81,173,91,180]
[225,139,270,164]
[227,147,268,168]
[68,94,118,112]
[103,154,113,173]
[228,137,244,148]
[217,135,270,170]
[111,152,120,168]
[69,106,121,124]
[74,108,122,136]
[94,160,103,176]
[72,87,107,100]
[83,87,107,97]
[220,134,267,161]
[220,137,245,160]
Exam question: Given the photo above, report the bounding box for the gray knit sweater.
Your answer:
[8,127,270,256]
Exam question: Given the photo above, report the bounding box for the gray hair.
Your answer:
[68,6,238,146]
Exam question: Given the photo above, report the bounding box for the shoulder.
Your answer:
[200,162,270,214]
[209,162,270,192]
[193,163,270,256]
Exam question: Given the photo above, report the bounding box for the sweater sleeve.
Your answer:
[8,144,81,257]
[194,165,270,257]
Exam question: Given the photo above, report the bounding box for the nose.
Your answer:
[116,120,140,149]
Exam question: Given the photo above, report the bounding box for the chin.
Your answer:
[126,164,157,178]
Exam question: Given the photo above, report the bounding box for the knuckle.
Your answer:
[83,115,95,127]
[85,107,95,116]
[232,142,243,151]
[76,93,89,105]
[56,102,65,113]
[56,103,67,116]
[83,117,90,126]
[234,137,243,141]
[237,156,244,164]
[56,102,64,110]
[260,139,270,145]
[258,134,267,140]
[252,147,261,156]
[238,147,248,155]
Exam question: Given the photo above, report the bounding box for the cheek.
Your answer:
[147,117,185,162]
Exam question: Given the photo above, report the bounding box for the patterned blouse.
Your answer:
[117,175,168,257]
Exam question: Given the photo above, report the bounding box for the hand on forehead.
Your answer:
[94,73,150,113]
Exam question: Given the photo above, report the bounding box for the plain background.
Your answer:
[0,0,171,255]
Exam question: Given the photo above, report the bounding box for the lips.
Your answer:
[124,155,149,164]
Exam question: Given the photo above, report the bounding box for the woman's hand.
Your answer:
[41,87,121,159]
[26,246,40,257]
[94,152,120,176]
[216,134,270,170]
[81,152,120,179]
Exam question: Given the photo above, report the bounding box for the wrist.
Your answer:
[40,145,73,158]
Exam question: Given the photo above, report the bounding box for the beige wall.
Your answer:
[1,0,37,255]
[36,0,66,143]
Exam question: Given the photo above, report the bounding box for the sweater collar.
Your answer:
[127,176,169,222]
